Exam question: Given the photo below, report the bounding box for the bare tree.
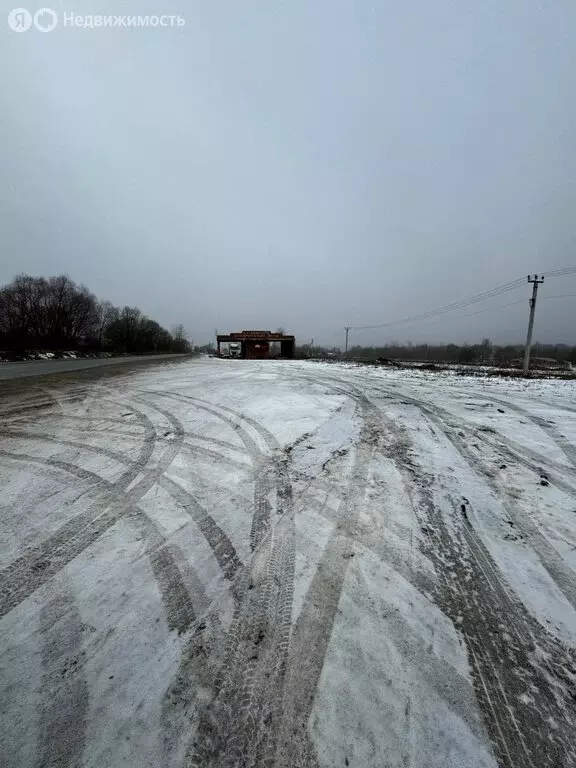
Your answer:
[0,273,194,357]
[96,300,119,346]
[171,324,191,353]
[172,324,187,341]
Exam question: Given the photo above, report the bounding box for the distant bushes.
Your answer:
[0,274,191,356]
[296,338,575,367]
[347,339,576,366]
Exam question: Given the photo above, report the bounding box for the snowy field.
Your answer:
[1,357,576,768]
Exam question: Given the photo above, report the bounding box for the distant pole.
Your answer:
[523,274,544,374]
[344,326,350,358]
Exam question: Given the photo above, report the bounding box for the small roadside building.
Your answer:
[216,330,295,360]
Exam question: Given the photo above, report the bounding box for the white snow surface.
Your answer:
[1,358,576,768]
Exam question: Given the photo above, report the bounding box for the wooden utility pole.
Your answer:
[523,274,544,374]
[344,326,350,358]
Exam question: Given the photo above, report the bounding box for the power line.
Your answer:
[353,298,529,340]
[410,291,575,331]
[348,268,576,333]
[542,267,576,278]
[397,297,527,329]
[350,278,526,331]
[360,294,574,341]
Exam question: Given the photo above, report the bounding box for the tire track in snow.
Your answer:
[303,493,435,597]
[294,370,576,765]
[0,425,250,475]
[288,371,431,592]
[138,389,285,554]
[0,385,90,422]
[487,397,576,469]
[91,395,242,592]
[179,441,249,472]
[145,392,298,767]
[433,497,576,767]
[0,448,206,633]
[275,393,379,768]
[384,393,576,768]
[250,457,274,553]
[158,476,242,582]
[0,430,141,470]
[472,431,576,497]
[0,386,247,630]
[37,580,88,768]
[187,501,296,768]
[0,383,160,618]
[375,388,576,614]
[0,399,192,619]
[379,390,576,494]
[370,388,576,765]
[128,511,201,634]
[389,385,576,485]
[78,392,237,622]
[50,388,159,493]
[148,542,201,634]
[0,449,112,487]
[137,390,276,551]
[35,384,94,417]
[114,393,245,583]
[92,397,210,634]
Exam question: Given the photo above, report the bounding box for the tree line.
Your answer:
[295,338,576,366]
[0,274,191,356]
[345,338,576,366]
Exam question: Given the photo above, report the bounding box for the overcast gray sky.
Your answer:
[2,0,575,347]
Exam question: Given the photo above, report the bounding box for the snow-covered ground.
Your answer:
[1,358,575,768]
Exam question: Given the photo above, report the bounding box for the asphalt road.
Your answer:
[0,354,189,380]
